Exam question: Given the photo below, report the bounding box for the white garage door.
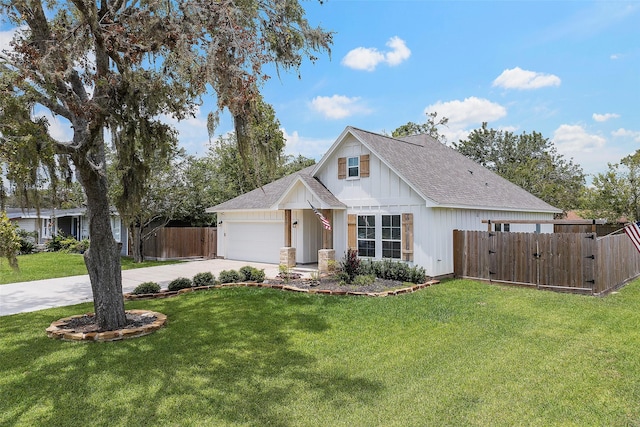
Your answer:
[226,221,283,263]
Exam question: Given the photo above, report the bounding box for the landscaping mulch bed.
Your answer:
[57,312,157,334]
[264,276,411,294]
[47,310,167,342]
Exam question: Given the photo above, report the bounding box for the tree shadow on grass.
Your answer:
[0,287,384,426]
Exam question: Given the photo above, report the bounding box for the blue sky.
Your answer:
[251,0,639,182]
[2,1,639,182]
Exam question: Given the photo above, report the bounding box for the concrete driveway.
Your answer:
[0,259,301,316]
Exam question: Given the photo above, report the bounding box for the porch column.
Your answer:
[284,209,292,247]
[322,209,333,249]
[281,209,295,267]
[319,209,335,273]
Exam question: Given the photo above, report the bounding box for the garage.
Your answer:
[224,221,283,264]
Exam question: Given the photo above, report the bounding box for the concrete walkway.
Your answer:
[0,259,313,317]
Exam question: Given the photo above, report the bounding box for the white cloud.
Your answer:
[610,53,621,60]
[342,36,411,71]
[0,27,20,53]
[159,106,211,155]
[612,128,640,142]
[310,95,370,119]
[425,97,507,129]
[493,67,561,90]
[384,36,411,66]
[593,112,620,122]
[282,128,333,160]
[33,111,73,142]
[553,124,606,154]
[341,47,385,72]
[423,97,507,144]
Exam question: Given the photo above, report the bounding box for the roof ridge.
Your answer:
[348,126,424,148]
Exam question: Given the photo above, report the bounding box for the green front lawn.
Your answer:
[0,252,181,285]
[2,280,640,426]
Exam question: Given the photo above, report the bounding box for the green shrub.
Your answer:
[46,233,89,253]
[132,281,161,295]
[373,259,427,284]
[352,274,376,286]
[63,238,89,253]
[239,265,265,282]
[333,270,350,284]
[46,233,65,252]
[168,277,193,291]
[357,258,427,284]
[193,271,215,287]
[17,229,37,255]
[218,269,241,284]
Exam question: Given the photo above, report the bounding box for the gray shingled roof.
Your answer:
[349,127,560,212]
[207,166,345,211]
[208,127,561,213]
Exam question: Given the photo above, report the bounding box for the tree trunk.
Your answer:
[130,223,144,263]
[74,152,127,331]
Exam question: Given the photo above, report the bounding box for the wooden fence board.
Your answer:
[453,230,640,295]
[143,227,217,260]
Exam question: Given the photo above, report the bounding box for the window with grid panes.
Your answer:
[347,156,359,178]
[357,215,375,257]
[382,215,401,259]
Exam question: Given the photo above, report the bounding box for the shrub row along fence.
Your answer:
[143,227,217,260]
[453,230,640,295]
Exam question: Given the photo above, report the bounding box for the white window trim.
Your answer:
[347,156,360,180]
[381,214,402,260]
[357,214,376,258]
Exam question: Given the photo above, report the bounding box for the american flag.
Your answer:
[624,222,640,253]
[308,201,331,230]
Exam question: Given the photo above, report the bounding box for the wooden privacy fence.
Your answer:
[453,230,640,295]
[143,227,217,260]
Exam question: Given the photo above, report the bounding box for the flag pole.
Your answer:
[597,224,629,240]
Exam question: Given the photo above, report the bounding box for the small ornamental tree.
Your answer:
[0,211,20,271]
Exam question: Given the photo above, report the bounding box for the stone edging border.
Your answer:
[124,280,440,301]
[46,309,167,342]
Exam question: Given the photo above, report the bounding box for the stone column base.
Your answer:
[318,249,336,273]
[280,247,296,268]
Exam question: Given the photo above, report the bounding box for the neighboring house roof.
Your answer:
[208,127,562,214]
[207,166,346,212]
[5,207,119,220]
[6,207,85,220]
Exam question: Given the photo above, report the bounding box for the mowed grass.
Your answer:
[2,279,640,426]
[0,252,181,285]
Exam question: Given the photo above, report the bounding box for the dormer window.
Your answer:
[347,156,359,178]
[338,154,369,179]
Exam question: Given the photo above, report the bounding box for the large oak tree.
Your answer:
[0,0,331,330]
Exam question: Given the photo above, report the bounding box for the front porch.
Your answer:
[279,207,337,273]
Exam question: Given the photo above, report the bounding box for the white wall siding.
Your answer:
[292,209,323,263]
[317,138,424,207]
[278,180,325,210]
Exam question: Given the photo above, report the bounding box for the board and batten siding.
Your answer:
[276,180,325,210]
[316,135,424,207]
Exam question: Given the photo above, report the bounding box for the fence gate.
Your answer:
[454,230,602,294]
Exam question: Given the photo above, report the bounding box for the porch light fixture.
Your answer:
[218,220,223,225]
[292,220,298,228]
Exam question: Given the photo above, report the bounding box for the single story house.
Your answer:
[6,207,128,255]
[207,126,561,277]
